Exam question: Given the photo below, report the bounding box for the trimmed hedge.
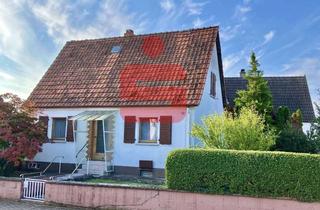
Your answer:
[166,149,320,201]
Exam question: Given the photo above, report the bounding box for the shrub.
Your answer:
[274,106,290,131]
[307,102,320,149]
[0,93,45,166]
[0,158,15,176]
[272,128,319,153]
[166,149,320,201]
[191,107,276,150]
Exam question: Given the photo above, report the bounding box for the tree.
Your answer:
[274,106,291,131]
[191,107,276,151]
[234,52,273,123]
[0,93,45,174]
[307,90,320,150]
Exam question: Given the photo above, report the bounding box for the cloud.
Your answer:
[192,17,205,28]
[0,69,15,81]
[220,24,241,42]
[262,30,275,45]
[29,0,147,45]
[234,0,251,21]
[223,54,241,72]
[183,0,207,16]
[160,0,175,13]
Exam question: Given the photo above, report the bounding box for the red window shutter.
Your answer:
[160,116,172,145]
[124,116,136,143]
[39,116,49,142]
[66,116,74,142]
[211,72,216,97]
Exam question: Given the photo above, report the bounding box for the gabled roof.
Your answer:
[29,26,224,108]
[225,76,315,122]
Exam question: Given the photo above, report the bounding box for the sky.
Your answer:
[0,0,319,106]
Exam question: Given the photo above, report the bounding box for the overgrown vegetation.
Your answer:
[191,107,276,150]
[166,149,320,201]
[0,93,45,176]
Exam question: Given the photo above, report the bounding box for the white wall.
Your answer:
[191,45,224,146]
[33,107,189,169]
[113,107,189,169]
[33,108,118,164]
[33,142,76,164]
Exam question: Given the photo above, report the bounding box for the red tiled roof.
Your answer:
[29,26,221,108]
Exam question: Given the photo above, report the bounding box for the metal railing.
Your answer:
[76,142,88,158]
[69,157,88,179]
[20,156,64,178]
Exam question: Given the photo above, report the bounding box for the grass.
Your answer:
[85,177,166,189]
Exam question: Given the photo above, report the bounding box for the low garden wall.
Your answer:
[0,177,320,209]
[45,181,320,210]
[0,177,21,200]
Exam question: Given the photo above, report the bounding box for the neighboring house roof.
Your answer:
[29,26,226,108]
[225,76,315,122]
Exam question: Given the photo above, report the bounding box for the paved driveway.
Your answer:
[0,199,88,210]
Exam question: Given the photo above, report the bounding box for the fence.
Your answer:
[22,178,46,201]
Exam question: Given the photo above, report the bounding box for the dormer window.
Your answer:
[111,45,122,53]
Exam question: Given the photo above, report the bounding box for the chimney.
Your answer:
[124,29,134,37]
[240,69,246,78]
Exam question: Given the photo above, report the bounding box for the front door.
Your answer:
[89,121,105,160]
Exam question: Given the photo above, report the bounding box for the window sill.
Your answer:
[135,142,159,146]
[51,139,67,143]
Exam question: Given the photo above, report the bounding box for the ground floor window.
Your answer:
[51,118,67,141]
[139,118,158,143]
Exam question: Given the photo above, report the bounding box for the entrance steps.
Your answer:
[51,161,109,181]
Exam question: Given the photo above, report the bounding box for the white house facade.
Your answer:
[29,27,226,178]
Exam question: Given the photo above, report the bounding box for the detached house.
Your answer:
[225,71,315,130]
[28,27,226,178]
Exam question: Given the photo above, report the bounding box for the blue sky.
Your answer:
[0,0,319,105]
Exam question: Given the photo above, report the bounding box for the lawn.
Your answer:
[85,177,166,189]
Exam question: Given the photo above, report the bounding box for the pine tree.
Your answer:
[234,52,273,123]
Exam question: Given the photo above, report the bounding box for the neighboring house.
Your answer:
[28,26,226,178]
[225,70,315,131]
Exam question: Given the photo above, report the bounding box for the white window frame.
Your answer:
[137,117,159,144]
[51,117,67,143]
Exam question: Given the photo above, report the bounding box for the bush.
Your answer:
[272,128,319,153]
[0,158,15,176]
[166,149,320,201]
[191,107,276,150]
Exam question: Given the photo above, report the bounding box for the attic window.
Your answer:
[111,45,122,53]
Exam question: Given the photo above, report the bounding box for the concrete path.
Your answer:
[0,199,88,210]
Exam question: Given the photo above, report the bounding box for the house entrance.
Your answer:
[90,120,105,160]
[71,111,115,173]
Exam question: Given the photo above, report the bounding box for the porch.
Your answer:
[70,111,116,176]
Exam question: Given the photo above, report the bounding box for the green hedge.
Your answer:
[166,149,320,201]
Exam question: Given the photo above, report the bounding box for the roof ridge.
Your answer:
[67,25,219,43]
[226,75,307,79]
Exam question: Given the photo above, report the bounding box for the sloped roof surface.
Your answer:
[29,27,219,108]
[225,76,315,122]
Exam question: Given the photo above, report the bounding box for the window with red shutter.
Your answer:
[39,116,49,142]
[124,116,136,143]
[66,116,74,142]
[159,116,172,145]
